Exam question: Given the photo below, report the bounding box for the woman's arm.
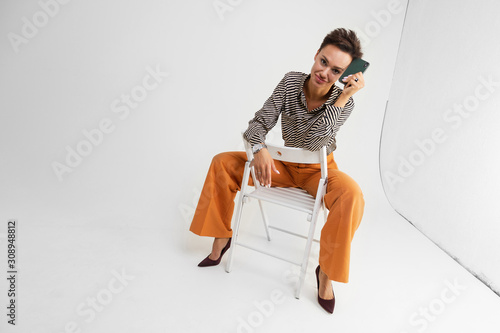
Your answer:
[243,73,288,145]
[243,73,290,187]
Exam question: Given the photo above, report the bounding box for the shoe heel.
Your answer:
[198,238,231,267]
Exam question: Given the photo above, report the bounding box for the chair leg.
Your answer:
[226,161,252,273]
[257,200,271,241]
[323,202,328,223]
[295,205,322,299]
[225,193,245,273]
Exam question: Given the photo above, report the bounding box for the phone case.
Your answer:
[338,58,370,85]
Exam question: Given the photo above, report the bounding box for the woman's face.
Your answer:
[310,44,352,88]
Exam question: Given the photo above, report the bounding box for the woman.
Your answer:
[189,28,365,314]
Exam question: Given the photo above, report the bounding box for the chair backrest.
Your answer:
[242,133,328,180]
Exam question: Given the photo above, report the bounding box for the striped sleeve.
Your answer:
[243,74,287,145]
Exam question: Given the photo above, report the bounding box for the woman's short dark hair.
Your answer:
[319,28,363,60]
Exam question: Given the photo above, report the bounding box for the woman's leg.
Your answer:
[189,151,248,238]
[299,155,365,284]
[319,169,364,283]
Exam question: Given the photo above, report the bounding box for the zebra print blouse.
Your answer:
[243,71,355,155]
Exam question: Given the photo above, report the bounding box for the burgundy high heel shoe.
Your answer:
[315,265,335,314]
[198,238,231,267]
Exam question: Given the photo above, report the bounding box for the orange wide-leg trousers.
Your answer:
[189,151,364,283]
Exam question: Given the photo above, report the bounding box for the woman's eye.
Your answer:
[321,59,326,65]
[332,69,340,75]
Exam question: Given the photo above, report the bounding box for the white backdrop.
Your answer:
[0,0,406,240]
[380,0,500,295]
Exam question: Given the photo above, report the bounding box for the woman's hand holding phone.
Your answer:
[342,71,365,97]
[333,71,365,108]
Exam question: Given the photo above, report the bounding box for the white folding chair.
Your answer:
[225,134,328,299]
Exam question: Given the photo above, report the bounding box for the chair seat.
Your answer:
[246,187,316,214]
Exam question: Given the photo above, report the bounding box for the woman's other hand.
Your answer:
[249,148,280,187]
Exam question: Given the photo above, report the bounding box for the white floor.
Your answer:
[2,199,500,333]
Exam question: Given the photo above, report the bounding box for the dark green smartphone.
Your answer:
[338,58,369,85]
